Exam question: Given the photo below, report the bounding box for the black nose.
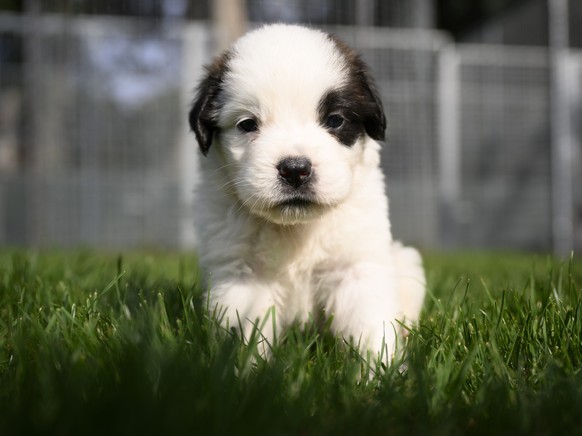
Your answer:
[277,157,312,189]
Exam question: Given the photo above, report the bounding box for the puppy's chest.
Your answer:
[245,223,347,323]
[251,226,326,276]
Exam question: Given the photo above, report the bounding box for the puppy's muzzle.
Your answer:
[277,157,312,189]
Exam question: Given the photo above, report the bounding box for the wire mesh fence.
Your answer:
[0,10,580,252]
[456,46,554,250]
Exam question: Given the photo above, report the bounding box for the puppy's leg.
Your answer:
[324,263,403,364]
[392,241,426,326]
[208,281,278,355]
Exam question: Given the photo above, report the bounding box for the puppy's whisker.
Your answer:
[220,178,256,195]
[247,195,270,215]
[213,162,243,172]
[237,191,267,215]
[212,163,245,180]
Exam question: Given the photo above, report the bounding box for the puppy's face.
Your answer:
[189,25,386,225]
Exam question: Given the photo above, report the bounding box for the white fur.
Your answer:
[192,24,426,363]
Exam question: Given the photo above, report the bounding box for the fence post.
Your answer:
[211,0,247,52]
[437,45,461,248]
[179,23,209,249]
[548,0,574,256]
[356,0,375,26]
[22,0,43,246]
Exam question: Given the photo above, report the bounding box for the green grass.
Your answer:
[1,250,581,435]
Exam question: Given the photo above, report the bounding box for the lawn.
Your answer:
[1,250,581,435]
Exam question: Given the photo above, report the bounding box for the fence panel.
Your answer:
[0,15,208,248]
[456,46,553,250]
[0,14,580,251]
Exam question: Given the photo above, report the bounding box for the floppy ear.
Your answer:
[360,74,386,141]
[347,54,386,141]
[326,33,386,141]
[188,52,231,156]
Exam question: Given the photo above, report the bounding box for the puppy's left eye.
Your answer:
[325,114,344,129]
[237,118,259,133]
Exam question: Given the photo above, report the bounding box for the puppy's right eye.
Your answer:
[237,118,259,133]
[325,114,345,129]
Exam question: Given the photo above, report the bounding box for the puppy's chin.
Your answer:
[251,199,331,225]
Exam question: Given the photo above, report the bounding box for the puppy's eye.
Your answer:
[325,114,344,129]
[237,118,259,133]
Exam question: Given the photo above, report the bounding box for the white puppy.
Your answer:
[188,24,425,362]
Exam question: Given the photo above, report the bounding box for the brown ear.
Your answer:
[188,51,231,155]
[326,33,386,141]
[360,75,386,141]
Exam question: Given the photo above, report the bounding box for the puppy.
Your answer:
[188,24,425,363]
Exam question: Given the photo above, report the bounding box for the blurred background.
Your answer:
[0,0,580,254]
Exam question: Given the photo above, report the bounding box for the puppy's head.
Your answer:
[189,24,386,225]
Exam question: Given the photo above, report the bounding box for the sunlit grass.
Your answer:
[1,250,581,435]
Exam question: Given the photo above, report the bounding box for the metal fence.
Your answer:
[0,13,580,252]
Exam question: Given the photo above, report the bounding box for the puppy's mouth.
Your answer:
[277,197,315,209]
[264,195,326,224]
